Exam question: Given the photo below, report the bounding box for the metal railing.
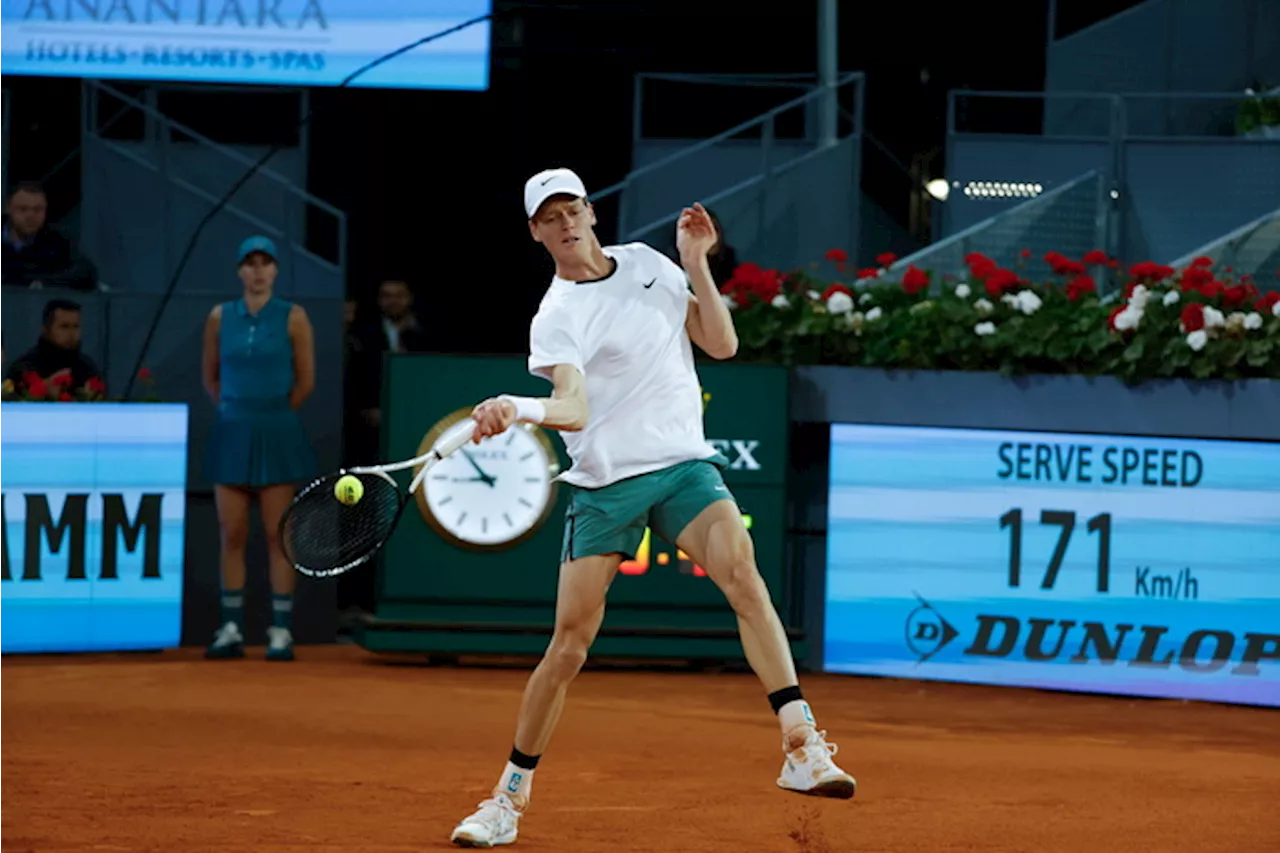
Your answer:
[1168,207,1280,282]
[875,170,1110,292]
[949,89,1280,140]
[83,80,347,272]
[592,71,865,242]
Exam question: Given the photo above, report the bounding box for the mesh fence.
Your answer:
[1170,209,1280,291]
[880,171,1107,289]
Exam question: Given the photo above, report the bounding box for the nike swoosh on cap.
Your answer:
[643,278,656,288]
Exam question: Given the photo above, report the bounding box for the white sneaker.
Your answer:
[776,729,857,799]
[204,621,244,659]
[265,626,295,662]
[450,793,521,848]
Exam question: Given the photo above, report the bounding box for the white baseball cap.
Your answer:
[524,167,588,218]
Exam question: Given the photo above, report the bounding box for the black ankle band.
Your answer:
[768,685,805,714]
[509,746,541,770]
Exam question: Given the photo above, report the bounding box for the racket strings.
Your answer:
[282,473,404,576]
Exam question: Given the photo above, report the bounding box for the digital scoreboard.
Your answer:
[823,423,1280,708]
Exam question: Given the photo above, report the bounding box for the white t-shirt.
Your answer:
[527,242,719,489]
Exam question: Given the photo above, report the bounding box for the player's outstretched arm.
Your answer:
[677,203,738,360]
[470,364,588,442]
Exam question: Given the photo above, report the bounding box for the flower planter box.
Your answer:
[721,251,1280,386]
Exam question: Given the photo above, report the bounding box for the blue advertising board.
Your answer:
[0,0,491,91]
[1,403,188,653]
[824,423,1280,708]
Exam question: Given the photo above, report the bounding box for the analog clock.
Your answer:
[414,407,561,551]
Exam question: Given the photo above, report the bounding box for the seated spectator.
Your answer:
[2,181,99,291]
[5,298,104,395]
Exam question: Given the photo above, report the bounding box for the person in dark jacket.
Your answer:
[4,298,104,393]
[2,182,98,292]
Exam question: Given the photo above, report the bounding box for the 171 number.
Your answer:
[999,509,1111,593]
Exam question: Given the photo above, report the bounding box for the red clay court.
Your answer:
[4,644,1277,852]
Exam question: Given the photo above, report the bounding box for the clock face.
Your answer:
[417,419,559,549]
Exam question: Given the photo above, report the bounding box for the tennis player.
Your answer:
[449,168,855,848]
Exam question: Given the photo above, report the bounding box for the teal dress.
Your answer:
[204,297,317,487]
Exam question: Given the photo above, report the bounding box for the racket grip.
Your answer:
[434,417,477,458]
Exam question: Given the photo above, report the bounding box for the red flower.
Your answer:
[1129,261,1176,283]
[984,268,1019,297]
[824,248,849,264]
[1043,251,1085,277]
[58,392,72,402]
[138,368,152,380]
[722,262,782,303]
[23,371,48,399]
[1020,248,1032,259]
[1180,303,1206,333]
[1256,291,1280,314]
[822,283,852,301]
[1066,275,1097,301]
[50,371,73,388]
[965,252,998,281]
[875,252,898,267]
[901,265,929,294]
[1197,281,1225,299]
[1107,305,1127,331]
[1190,256,1214,268]
[1083,249,1109,265]
[855,267,880,279]
[1180,266,1214,290]
[1224,285,1249,307]
[85,376,106,395]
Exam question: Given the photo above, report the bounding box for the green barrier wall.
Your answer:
[356,354,799,662]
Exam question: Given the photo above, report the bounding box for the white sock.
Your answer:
[496,761,534,804]
[778,699,816,741]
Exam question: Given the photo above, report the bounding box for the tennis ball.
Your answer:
[334,474,363,505]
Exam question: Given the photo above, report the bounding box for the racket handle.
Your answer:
[433,417,477,459]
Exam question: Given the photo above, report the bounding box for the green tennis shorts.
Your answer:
[560,456,736,563]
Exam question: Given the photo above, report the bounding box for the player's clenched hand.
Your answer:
[676,202,716,262]
[470,397,516,443]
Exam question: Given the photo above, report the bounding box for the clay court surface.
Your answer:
[4,645,1277,852]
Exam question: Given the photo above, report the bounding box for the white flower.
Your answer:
[1128,284,1151,309]
[848,311,866,335]
[954,283,972,299]
[859,291,875,306]
[865,306,883,322]
[771,294,790,309]
[1186,329,1208,351]
[973,298,994,316]
[1203,306,1226,328]
[1162,290,1180,307]
[1226,311,1247,333]
[721,294,738,311]
[974,321,997,336]
[1274,300,1280,318]
[1113,306,1143,331]
[807,289,822,301]
[1014,289,1043,315]
[827,291,854,314]
[1001,293,1019,307]
[1244,311,1264,330]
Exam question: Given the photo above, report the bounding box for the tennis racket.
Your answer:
[279,416,478,577]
